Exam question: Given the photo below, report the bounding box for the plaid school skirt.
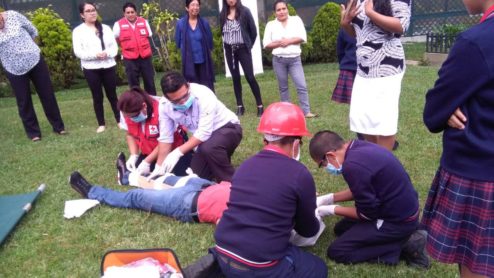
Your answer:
[421,167,494,276]
[331,70,356,104]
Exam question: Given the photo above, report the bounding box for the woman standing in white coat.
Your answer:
[73,1,120,133]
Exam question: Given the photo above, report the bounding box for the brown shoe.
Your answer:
[305,112,318,118]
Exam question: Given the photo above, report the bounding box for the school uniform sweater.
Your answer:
[336,29,357,71]
[214,149,319,262]
[343,140,418,222]
[423,16,494,181]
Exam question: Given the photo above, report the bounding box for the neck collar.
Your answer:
[480,4,494,23]
[263,144,290,157]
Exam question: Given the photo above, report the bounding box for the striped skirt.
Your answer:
[331,70,356,104]
[421,167,494,276]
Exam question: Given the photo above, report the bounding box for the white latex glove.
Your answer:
[316,205,339,217]
[317,193,334,207]
[126,154,139,172]
[147,164,164,181]
[162,148,184,173]
[136,161,151,175]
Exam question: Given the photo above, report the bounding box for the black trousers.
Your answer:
[83,66,120,126]
[223,44,263,106]
[191,122,242,182]
[123,56,156,95]
[188,62,215,93]
[328,217,417,265]
[5,56,65,139]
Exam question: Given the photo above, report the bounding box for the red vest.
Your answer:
[117,17,152,59]
[125,100,160,155]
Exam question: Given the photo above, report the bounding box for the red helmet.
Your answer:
[257,102,311,136]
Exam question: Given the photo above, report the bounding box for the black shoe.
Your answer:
[236,106,245,116]
[257,106,264,117]
[392,140,400,151]
[401,230,430,269]
[69,171,92,198]
[116,152,127,186]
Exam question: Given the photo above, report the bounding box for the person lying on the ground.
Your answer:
[69,170,325,243]
[69,171,229,224]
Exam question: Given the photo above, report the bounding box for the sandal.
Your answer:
[31,136,41,142]
[56,130,68,135]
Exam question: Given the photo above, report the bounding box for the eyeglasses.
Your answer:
[166,90,190,105]
[84,9,97,14]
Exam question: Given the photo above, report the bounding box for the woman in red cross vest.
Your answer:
[116,87,191,185]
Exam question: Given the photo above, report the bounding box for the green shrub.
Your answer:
[27,6,79,89]
[0,67,12,98]
[166,40,181,71]
[211,26,225,74]
[309,2,340,63]
[142,1,179,72]
[115,57,128,86]
[439,23,469,37]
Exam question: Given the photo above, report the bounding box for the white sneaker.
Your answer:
[96,126,106,133]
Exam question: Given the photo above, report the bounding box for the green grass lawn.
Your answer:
[0,63,459,277]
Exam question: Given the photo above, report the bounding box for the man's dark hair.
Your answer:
[309,130,345,161]
[122,2,137,12]
[160,71,188,95]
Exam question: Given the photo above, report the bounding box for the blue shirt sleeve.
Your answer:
[343,161,380,220]
[293,168,320,237]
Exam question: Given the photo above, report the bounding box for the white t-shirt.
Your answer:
[262,15,306,58]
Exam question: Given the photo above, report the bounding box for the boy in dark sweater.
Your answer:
[309,130,428,268]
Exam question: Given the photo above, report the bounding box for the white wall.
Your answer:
[218,0,264,76]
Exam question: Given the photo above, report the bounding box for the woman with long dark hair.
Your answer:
[116,87,191,185]
[220,0,264,117]
[175,0,215,92]
[341,0,410,150]
[73,2,120,133]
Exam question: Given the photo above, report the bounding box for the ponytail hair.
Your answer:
[373,0,393,17]
[118,87,155,116]
[78,2,105,50]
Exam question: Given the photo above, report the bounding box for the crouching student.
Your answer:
[212,102,328,278]
[309,130,429,268]
[69,171,230,224]
[117,87,191,182]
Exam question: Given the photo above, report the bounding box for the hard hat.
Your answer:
[257,102,311,136]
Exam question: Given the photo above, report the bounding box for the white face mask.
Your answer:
[292,140,301,161]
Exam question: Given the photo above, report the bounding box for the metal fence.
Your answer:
[0,0,481,36]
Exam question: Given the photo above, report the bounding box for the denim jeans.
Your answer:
[210,245,328,278]
[272,56,311,114]
[88,176,213,222]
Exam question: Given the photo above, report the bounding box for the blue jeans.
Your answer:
[272,56,311,115]
[211,245,328,278]
[88,176,213,222]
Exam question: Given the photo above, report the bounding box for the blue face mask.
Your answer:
[173,95,194,112]
[325,158,343,175]
[130,112,147,123]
